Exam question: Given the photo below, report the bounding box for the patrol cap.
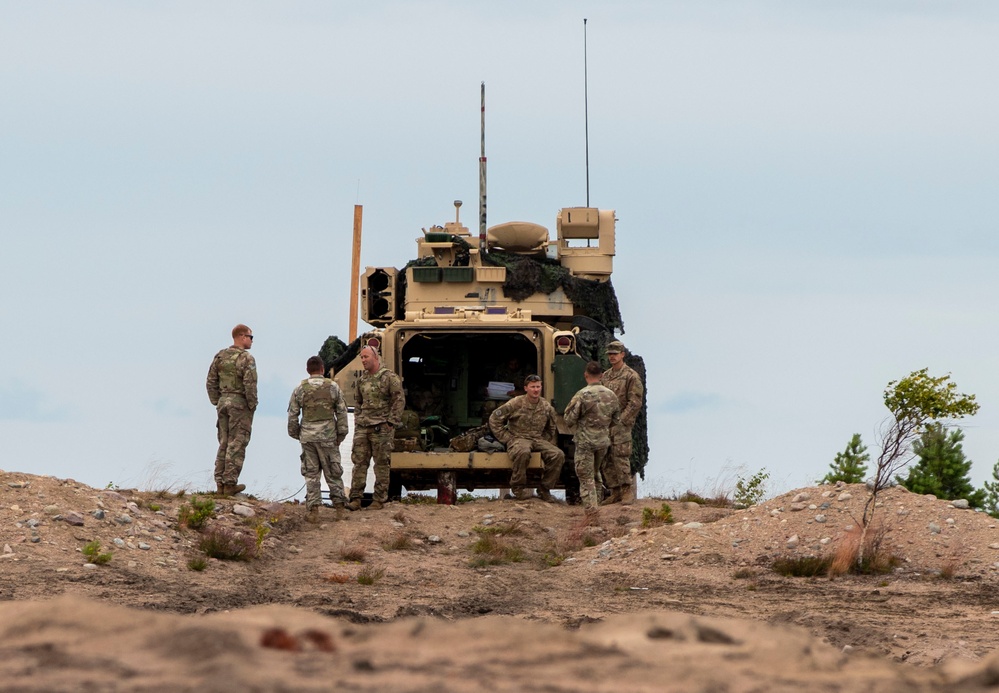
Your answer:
[606,340,626,354]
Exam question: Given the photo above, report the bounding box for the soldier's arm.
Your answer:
[544,406,559,445]
[488,404,512,445]
[287,389,302,439]
[332,383,349,443]
[621,374,644,428]
[387,373,405,427]
[243,355,259,411]
[206,355,220,406]
[563,394,581,431]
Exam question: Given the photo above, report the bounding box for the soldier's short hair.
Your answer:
[306,356,325,374]
[585,361,603,377]
[232,324,251,339]
[525,374,542,384]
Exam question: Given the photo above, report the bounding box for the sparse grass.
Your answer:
[323,572,351,584]
[198,527,257,561]
[732,567,756,580]
[772,555,833,577]
[254,523,270,551]
[357,566,386,585]
[339,545,367,563]
[82,540,112,565]
[148,503,162,512]
[469,533,525,567]
[829,523,902,576]
[178,495,216,530]
[382,532,414,551]
[187,556,208,571]
[541,515,602,568]
[174,489,186,498]
[472,520,524,537]
[400,494,436,505]
[641,503,674,528]
[938,560,959,580]
[673,491,732,508]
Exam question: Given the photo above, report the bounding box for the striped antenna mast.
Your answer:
[479,81,487,252]
[584,18,590,207]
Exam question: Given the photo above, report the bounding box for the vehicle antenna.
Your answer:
[583,18,590,207]
[479,81,487,253]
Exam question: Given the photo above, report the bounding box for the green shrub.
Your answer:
[641,503,674,528]
[188,556,208,571]
[357,566,386,585]
[82,540,112,565]
[734,469,769,507]
[772,555,832,577]
[178,495,216,530]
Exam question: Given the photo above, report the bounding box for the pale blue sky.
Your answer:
[2,1,998,499]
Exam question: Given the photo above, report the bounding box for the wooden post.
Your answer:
[349,205,363,342]
[437,471,457,505]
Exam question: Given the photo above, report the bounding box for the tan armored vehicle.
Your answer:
[330,201,643,503]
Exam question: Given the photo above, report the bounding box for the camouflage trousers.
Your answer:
[601,423,633,490]
[301,441,346,510]
[350,424,394,504]
[214,403,254,486]
[507,438,565,492]
[574,442,610,509]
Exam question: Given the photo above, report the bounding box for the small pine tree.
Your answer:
[982,461,999,518]
[820,433,869,484]
[896,424,985,507]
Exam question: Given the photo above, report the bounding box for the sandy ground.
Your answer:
[4,471,999,691]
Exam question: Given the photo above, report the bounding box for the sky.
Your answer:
[3,1,999,501]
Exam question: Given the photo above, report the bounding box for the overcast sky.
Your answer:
[3,1,999,500]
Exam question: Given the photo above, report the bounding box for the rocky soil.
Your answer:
[4,470,999,691]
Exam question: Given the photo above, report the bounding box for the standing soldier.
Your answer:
[488,374,565,502]
[564,361,621,511]
[206,324,257,496]
[602,340,644,505]
[287,356,349,522]
[346,345,404,511]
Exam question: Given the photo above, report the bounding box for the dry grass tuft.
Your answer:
[338,545,367,563]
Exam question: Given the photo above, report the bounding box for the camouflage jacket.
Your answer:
[206,347,258,410]
[354,367,405,428]
[488,395,558,445]
[287,377,349,444]
[563,383,621,448]
[603,363,643,429]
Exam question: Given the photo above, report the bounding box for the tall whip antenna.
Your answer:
[479,81,487,252]
[583,18,590,207]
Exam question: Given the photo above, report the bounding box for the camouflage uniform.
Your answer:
[288,376,349,510]
[603,361,644,489]
[206,346,257,489]
[564,383,621,509]
[488,395,565,496]
[349,367,405,505]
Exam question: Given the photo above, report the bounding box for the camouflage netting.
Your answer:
[624,353,650,479]
[483,251,624,332]
[319,335,357,379]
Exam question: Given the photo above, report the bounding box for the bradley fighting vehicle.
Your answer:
[325,200,647,504]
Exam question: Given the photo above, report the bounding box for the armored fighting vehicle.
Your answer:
[326,201,646,503]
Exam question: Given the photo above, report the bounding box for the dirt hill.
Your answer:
[4,470,999,691]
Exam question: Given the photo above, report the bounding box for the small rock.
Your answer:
[945,518,955,526]
[837,492,852,501]
[819,537,831,545]
[63,512,85,527]
[138,542,151,550]
[232,504,255,518]
[988,543,999,550]
[786,535,800,549]
[928,522,942,534]
[30,536,40,544]
[661,554,677,560]
[815,514,827,524]
[791,493,810,503]
[116,514,133,524]
[3,544,12,553]
[481,518,494,526]
[952,499,970,510]
[82,563,98,570]
[113,538,126,548]
[456,530,470,538]
[92,509,106,520]
[683,522,704,529]
[427,535,442,544]
[43,505,60,515]
[789,503,807,512]
[25,518,39,528]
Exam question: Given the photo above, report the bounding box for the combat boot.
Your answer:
[368,500,384,510]
[223,483,246,496]
[512,488,532,501]
[536,488,557,503]
[306,506,320,524]
[345,499,362,511]
[599,487,622,506]
[215,482,225,495]
[619,484,634,506]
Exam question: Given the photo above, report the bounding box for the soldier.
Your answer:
[602,340,644,505]
[206,324,257,496]
[564,361,621,511]
[488,374,565,502]
[287,356,349,522]
[346,345,404,511]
